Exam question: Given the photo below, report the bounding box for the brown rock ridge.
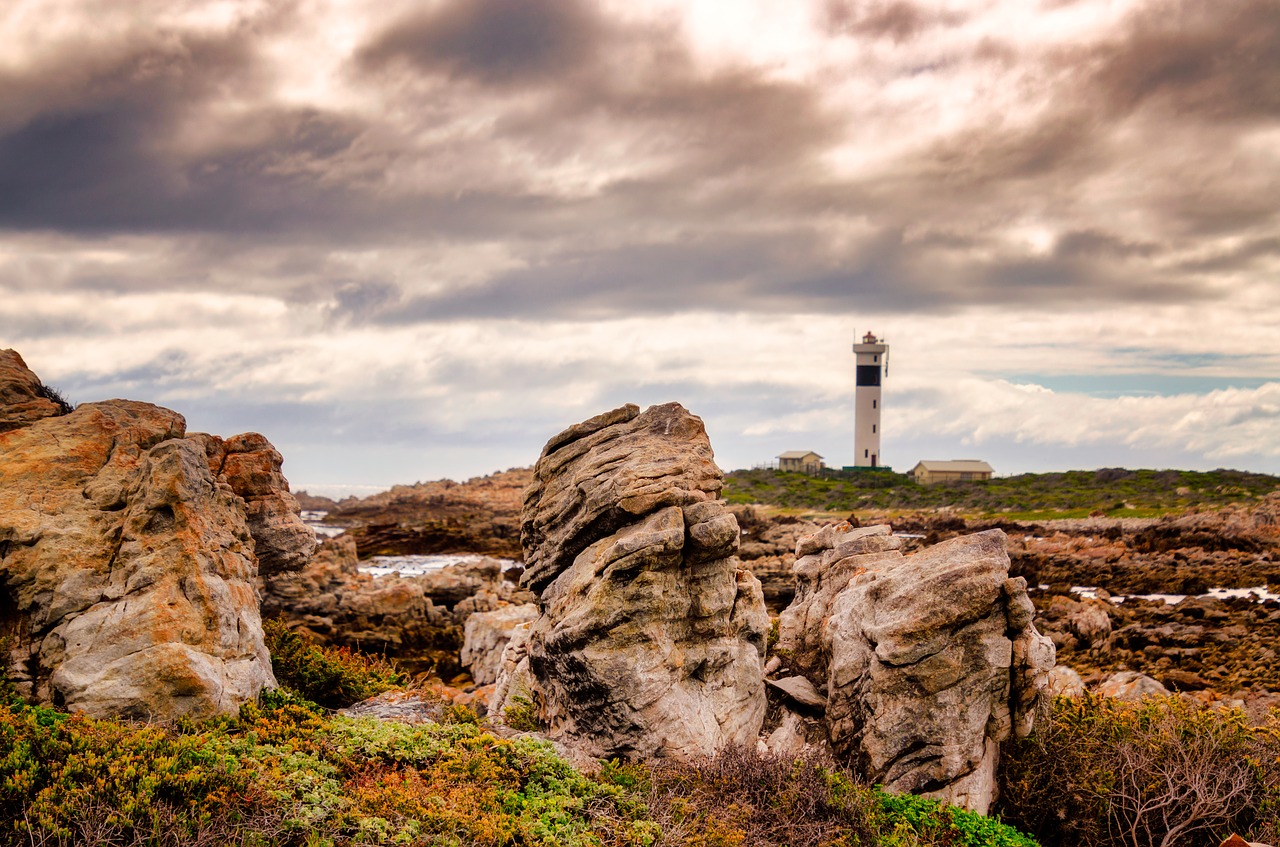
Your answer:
[318,469,531,560]
[496,403,770,759]
[0,350,67,433]
[0,350,314,718]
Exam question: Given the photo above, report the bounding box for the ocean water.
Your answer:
[361,554,517,578]
[1067,585,1280,606]
[301,510,348,538]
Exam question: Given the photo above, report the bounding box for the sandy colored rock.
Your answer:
[0,349,65,434]
[1097,670,1170,701]
[193,432,315,575]
[0,352,313,719]
[506,403,769,759]
[1046,665,1087,698]
[462,603,539,685]
[810,528,1054,815]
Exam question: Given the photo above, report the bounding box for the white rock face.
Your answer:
[507,403,770,759]
[785,526,1054,816]
[462,603,539,685]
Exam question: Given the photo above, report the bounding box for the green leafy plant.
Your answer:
[503,692,544,732]
[263,618,408,709]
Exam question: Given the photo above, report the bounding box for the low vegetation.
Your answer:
[724,467,1280,518]
[33,381,74,415]
[263,619,408,709]
[1000,693,1280,847]
[0,632,1041,847]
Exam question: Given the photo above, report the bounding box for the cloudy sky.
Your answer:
[3,0,1278,494]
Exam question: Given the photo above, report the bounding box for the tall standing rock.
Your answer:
[509,403,769,759]
[0,350,314,719]
[803,528,1055,815]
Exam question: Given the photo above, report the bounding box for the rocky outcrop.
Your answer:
[193,433,315,575]
[321,469,530,560]
[0,350,66,434]
[775,523,1054,815]
[260,536,533,678]
[0,352,313,718]
[500,403,770,759]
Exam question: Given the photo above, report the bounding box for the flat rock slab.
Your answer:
[766,675,828,710]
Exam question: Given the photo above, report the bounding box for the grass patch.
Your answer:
[724,467,1280,517]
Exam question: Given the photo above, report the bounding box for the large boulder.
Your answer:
[1097,670,1169,701]
[503,403,770,759]
[789,526,1054,815]
[0,351,314,718]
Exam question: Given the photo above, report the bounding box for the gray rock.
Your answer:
[505,403,769,759]
[462,603,539,685]
[798,527,1054,815]
[766,675,828,710]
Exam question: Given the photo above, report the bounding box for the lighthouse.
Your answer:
[853,331,888,467]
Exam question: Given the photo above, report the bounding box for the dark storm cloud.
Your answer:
[2,0,1277,321]
[822,1,967,42]
[357,0,603,86]
[0,29,367,234]
[1076,0,1280,123]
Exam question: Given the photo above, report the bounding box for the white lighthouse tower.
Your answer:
[853,331,888,467]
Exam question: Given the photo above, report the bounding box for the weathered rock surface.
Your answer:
[320,469,530,560]
[775,523,903,682]
[1097,670,1170,701]
[785,526,1054,815]
[462,603,539,685]
[0,350,65,434]
[260,536,533,678]
[0,352,313,718]
[502,403,770,759]
[193,432,315,576]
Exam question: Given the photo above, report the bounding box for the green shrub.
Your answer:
[0,674,1043,847]
[503,693,544,732]
[1000,694,1280,847]
[263,619,408,709]
[878,791,1038,847]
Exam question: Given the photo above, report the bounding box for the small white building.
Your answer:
[777,451,825,474]
[908,460,994,485]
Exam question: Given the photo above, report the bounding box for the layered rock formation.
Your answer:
[500,403,770,759]
[775,522,1055,815]
[316,469,530,559]
[0,350,313,718]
